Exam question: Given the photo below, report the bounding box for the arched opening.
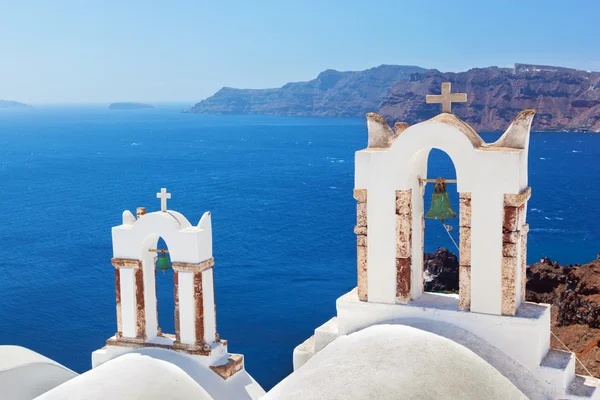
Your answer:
[154,237,175,336]
[140,234,175,341]
[423,148,460,294]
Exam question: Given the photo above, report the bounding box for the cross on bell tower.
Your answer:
[426,82,467,113]
[157,188,171,212]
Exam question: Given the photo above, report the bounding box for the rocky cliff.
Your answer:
[187,65,427,118]
[380,64,600,132]
[189,63,600,132]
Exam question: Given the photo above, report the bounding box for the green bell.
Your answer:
[425,178,457,223]
[156,252,172,272]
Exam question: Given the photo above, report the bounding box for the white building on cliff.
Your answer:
[0,84,598,399]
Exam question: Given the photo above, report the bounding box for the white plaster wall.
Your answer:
[366,186,396,304]
[120,268,136,338]
[336,291,551,370]
[470,189,504,314]
[112,211,213,265]
[142,249,158,341]
[410,149,429,300]
[202,268,216,343]
[178,271,196,344]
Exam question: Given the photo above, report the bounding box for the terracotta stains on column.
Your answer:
[210,354,244,380]
[502,187,531,316]
[395,190,412,303]
[174,270,180,342]
[459,192,472,310]
[520,224,529,302]
[111,258,142,340]
[354,189,368,301]
[135,268,146,339]
[194,272,205,344]
[115,268,122,336]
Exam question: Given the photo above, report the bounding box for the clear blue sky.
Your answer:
[1,0,598,104]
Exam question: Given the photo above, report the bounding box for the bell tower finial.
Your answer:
[156,188,171,212]
[426,82,467,113]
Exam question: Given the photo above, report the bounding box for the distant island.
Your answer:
[0,100,32,109]
[187,63,600,132]
[109,102,154,110]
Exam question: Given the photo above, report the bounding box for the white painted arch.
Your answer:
[112,210,212,264]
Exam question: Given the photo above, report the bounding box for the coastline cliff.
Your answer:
[188,63,600,132]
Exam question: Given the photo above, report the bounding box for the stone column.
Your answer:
[173,258,216,347]
[395,190,412,303]
[134,268,145,339]
[520,224,530,303]
[111,258,144,341]
[459,192,472,310]
[174,270,180,341]
[354,189,368,301]
[501,187,531,315]
[114,268,122,336]
[194,271,205,343]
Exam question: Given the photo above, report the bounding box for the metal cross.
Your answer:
[426,82,467,113]
[156,188,171,212]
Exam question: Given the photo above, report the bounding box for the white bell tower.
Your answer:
[92,189,249,383]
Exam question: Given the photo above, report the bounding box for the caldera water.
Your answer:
[0,105,598,390]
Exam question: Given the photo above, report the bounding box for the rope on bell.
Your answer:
[443,223,460,253]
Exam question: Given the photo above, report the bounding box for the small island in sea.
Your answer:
[0,100,32,109]
[109,102,154,110]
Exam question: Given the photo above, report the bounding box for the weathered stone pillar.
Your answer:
[111,258,144,341]
[174,270,180,341]
[501,187,531,315]
[396,190,412,303]
[520,224,529,303]
[194,271,205,343]
[354,189,368,301]
[173,258,216,347]
[459,192,472,310]
[134,268,145,339]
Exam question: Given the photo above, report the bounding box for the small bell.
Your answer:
[425,177,457,223]
[156,251,172,272]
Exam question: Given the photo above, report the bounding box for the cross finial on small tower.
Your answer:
[426,82,467,114]
[157,188,171,212]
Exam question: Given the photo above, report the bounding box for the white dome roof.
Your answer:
[36,352,213,400]
[0,346,78,400]
[36,349,264,400]
[266,324,527,400]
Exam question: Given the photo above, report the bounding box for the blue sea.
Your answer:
[0,105,598,390]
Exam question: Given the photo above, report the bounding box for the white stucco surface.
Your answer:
[0,346,78,400]
[179,269,196,344]
[38,349,264,400]
[271,324,526,400]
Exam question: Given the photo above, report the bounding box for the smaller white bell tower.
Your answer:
[92,189,247,382]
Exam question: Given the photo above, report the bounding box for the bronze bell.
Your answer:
[155,250,172,272]
[425,177,457,223]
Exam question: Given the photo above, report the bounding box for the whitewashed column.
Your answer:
[173,258,216,348]
[111,258,144,340]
